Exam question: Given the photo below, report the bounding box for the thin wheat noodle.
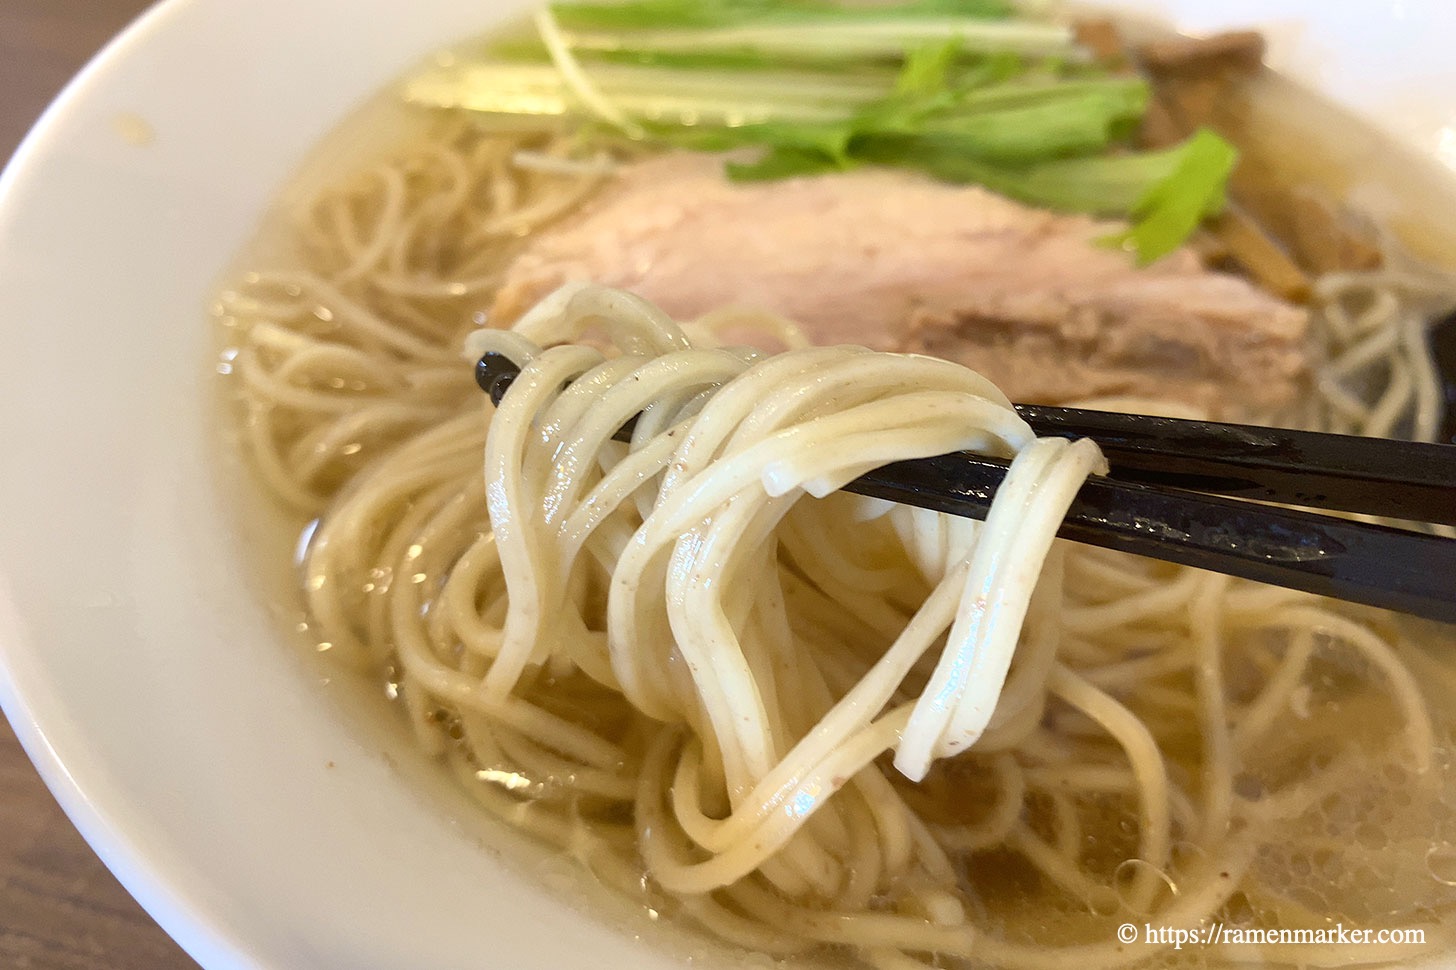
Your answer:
[217,125,1452,969]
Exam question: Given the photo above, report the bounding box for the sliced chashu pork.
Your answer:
[491,152,1308,415]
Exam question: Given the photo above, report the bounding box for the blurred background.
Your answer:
[2,2,197,966]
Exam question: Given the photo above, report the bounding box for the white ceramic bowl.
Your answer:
[1,2,1452,967]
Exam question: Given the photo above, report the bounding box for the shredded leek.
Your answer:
[548,0,1018,32]
[403,0,1239,260]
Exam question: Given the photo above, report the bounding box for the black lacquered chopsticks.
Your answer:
[1017,404,1456,526]
[1433,309,1456,446]
[474,352,1456,625]
[852,453,1455,624]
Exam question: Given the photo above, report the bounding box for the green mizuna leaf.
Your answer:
[1103,128,1237,263]
[894,39,961,97]
[874,128,1238,261]
[726,145,848,180]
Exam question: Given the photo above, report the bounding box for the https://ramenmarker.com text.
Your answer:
[1117,922,1427,950]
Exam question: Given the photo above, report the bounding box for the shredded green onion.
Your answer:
[403,0,1240,261]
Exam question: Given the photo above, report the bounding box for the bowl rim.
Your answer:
[2,1,1454,968]
[0,6,262,964]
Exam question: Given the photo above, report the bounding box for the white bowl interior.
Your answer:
[0,1,1453,967]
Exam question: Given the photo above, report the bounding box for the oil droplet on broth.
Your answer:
[1426,844,1456,886]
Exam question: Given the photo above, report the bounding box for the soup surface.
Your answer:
[213,6,1456,968]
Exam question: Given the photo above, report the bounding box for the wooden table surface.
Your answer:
[1,2,200,966]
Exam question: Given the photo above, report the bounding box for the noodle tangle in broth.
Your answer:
[216,124,1456,968]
